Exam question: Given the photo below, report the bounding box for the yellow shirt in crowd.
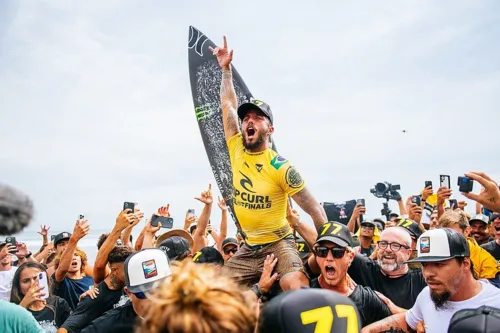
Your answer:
[227,133,306,245]
[467,237,500,279]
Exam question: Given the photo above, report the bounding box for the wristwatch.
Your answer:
[25,252,32,259]
[251,283,264,299]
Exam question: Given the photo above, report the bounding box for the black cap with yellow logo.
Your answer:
[237,99,273,125]
[315,222,354,248]
[258,288,361,333]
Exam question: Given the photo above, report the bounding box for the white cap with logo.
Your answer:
[124,248,171,293]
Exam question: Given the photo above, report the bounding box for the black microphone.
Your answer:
[0,183,34,235]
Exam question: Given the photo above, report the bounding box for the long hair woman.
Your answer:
[10,262,71,333]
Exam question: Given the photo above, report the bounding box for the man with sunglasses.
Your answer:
[347,227,427,309]
[353,220,377,257]
[310,222,392,326]
[82,248,171,333]
[220,238,239,262]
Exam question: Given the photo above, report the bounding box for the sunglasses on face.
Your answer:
[361,225,374,230]
[377,241,409,252]
[314,246,346,259]
[223,248,238,255]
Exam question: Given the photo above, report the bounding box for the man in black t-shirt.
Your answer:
[347,226,427,309]
[353,220,376,257]
[82,248,171,333]
[309,221,392,327]
[59,246,135,333]
[482,213,500,262]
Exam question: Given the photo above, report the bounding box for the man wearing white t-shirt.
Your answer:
[0,242,18,301]
[362,228,500,333]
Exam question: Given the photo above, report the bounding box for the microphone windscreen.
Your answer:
[0,183,34,235]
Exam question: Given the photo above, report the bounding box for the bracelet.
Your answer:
[251,283,263,299]
[25,252,32,259]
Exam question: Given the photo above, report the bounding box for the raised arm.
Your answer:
[55,220,89,282]
[209,36,240,140]
[291,187,328,231]
[216,196,229,250]
[193,184,213,253]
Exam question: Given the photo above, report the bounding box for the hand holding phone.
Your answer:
[123,202,135,214]
[449,199,458,209]
[151,215,174,229]
[457,177,474,193]
[37,272,49,300]
[425,181,433,189]
[5,237,18,254]
[411,195,422,206]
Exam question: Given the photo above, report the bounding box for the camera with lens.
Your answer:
[370,182,401,200]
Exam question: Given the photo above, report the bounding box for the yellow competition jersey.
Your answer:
[227,133,306,245]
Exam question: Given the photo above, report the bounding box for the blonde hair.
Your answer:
[439,210,470,231]
[54,247,88,273]
[137,261,256,333]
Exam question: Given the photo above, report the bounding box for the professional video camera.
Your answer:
[370,182,401,200]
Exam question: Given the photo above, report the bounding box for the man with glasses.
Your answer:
[220,238,239,262]
[310,222,392,326]
[347,227,427,309]
[81,248,171,333]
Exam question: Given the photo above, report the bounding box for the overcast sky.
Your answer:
[1,0,499,238]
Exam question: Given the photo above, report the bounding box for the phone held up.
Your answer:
[37,272,49,300]
[449,199,458,209]
[440,175,451,189]
[457,176,473,193]
[356,199,365,207]
[5,237,17,253]
[123,202,135,214]
[425,181,433,189]
[187,209,195,218]
[411,195,422,206]
[151,215,174,229]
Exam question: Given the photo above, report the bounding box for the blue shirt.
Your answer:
[0,299,43,333]
[52,273,94,310]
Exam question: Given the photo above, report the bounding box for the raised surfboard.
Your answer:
[187,26,279,235]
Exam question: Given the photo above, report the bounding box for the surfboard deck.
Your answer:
[187,26,280,234]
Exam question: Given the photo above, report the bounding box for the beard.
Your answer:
[242,131,266,150]
[377,254,404,272]
[430,288,452,310]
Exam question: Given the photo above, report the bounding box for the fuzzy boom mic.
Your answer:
[0,183,34,235]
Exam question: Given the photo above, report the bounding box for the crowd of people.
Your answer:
[1,36,500,333]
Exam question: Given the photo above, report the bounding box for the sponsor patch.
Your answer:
[420,237,430,254]
[256,164,263,172]
[142,259,158,279]
[270,155,288,170]
[285,166,304,188]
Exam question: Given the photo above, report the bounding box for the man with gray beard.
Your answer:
[347,227,427,309]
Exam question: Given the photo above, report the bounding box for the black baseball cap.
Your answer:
[258,288,361,333]
[491,213,500,222]
[158,236,191,261]
[192,247,224,265]
[237,99,273,125]
[395,218,423,239]
[407,228,470,263]
[54,232,72,247]
[295,237,311,260]
[314,222,353,248]
[360,220,377,228]
[389,213,399,218]
[221,237,239,249]
[448,305,500,333]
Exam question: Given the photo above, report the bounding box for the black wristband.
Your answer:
[25,251,32,259]
[251,283,263,299]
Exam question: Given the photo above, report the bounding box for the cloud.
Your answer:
[0,0,499,240]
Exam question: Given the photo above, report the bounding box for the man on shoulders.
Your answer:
[210,36,328,291]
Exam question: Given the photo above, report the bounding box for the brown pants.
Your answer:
[223,236,305,287]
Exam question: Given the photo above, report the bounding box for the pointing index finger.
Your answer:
[223,35,228,49]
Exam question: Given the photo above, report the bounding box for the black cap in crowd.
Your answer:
[295,237,311,260]
[407,228,470,263]
[221,237,239,249]
[395,218,423,240]
[389,213,399,218]
[237,99,273,125]
[315,222,353,248]
[258,288,361,333]
[53,232,72,246]
[192,247,224,265]
[448,306,500,333]
[491,213,500,222]
[360,220,377,228]
[158,236,190,261]
[373,218,385,231]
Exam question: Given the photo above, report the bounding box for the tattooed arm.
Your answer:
[220,68,240,140]
[361,313,415,333]
[291,187,328,230]
[210,36,240,141]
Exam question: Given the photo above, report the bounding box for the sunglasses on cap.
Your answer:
[314,246,346,259]
[223,248,238,255]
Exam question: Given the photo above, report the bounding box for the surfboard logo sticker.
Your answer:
[195,104,213,121]
[270,155,288,170]
[285,166,304,189]
[188,26,209,57]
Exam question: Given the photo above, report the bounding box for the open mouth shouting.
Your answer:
[246,126,256,140]
[325,265,336,279]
